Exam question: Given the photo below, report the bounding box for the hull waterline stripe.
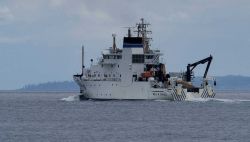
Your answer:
[181,89,186,101]
[172,88,177,101]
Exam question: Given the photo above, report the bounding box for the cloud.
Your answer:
[0,6,13,22]
[1,0,250,90]
[49,0,65,7]
[0,36,30,44]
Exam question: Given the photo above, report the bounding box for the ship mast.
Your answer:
[112,34,117,53]
[135,18,152,53]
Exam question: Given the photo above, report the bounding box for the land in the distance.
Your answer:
[16,75,250,92]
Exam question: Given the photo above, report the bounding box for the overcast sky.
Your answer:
[0,0,250,89]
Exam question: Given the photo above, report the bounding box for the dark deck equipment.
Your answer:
[186,55,213,82]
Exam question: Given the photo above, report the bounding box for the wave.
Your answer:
[186,97,211,102]
[60,95,79,102]
[187,97,250,103]
[60,95,250,103]
[214,98,250,103]
[154,100,171,102]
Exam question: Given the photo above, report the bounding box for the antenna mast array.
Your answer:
[135,18,152,53]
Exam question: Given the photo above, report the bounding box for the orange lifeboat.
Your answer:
[142,71,153,78]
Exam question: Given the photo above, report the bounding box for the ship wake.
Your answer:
[186,97,250,103]
[61,95,79,102]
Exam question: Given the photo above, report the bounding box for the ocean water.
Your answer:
[0,91,250,142]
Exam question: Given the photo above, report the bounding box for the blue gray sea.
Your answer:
[0,91,250,142]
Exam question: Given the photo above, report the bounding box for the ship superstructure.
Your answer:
[73,18,216,101]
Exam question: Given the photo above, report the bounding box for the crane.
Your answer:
[186,55,213,82]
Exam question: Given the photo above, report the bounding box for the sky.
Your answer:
[0,0,250,90]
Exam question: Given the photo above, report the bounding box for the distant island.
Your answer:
[18,81,79,92]
[17,75,250,92]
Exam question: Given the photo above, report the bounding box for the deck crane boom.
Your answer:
[186,55,213,82]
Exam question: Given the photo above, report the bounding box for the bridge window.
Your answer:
[103,55,122,59]
[103,55,109,59]
[145,55,154,59]
[117,55,122,59]
[132,54,144,63]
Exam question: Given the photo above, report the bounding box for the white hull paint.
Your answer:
[74,77,215,101]
[74,79,172,100]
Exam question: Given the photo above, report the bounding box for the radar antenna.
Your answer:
[134,18,152,53]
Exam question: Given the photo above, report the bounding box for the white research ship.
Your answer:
[73,18,216,101]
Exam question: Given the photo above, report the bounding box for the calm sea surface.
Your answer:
[0,91,250,142]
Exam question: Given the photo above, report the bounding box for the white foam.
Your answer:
[211,98,236,103]
[236,99,250,102]
[61,95,79,102]
[154,100,171,102]
[186,98,250,103]
[186,97,211,102]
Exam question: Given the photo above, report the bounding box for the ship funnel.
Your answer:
[112,34,117,53]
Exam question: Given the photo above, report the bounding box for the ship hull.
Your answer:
[74,78,173,100]
[74,78,215,101]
